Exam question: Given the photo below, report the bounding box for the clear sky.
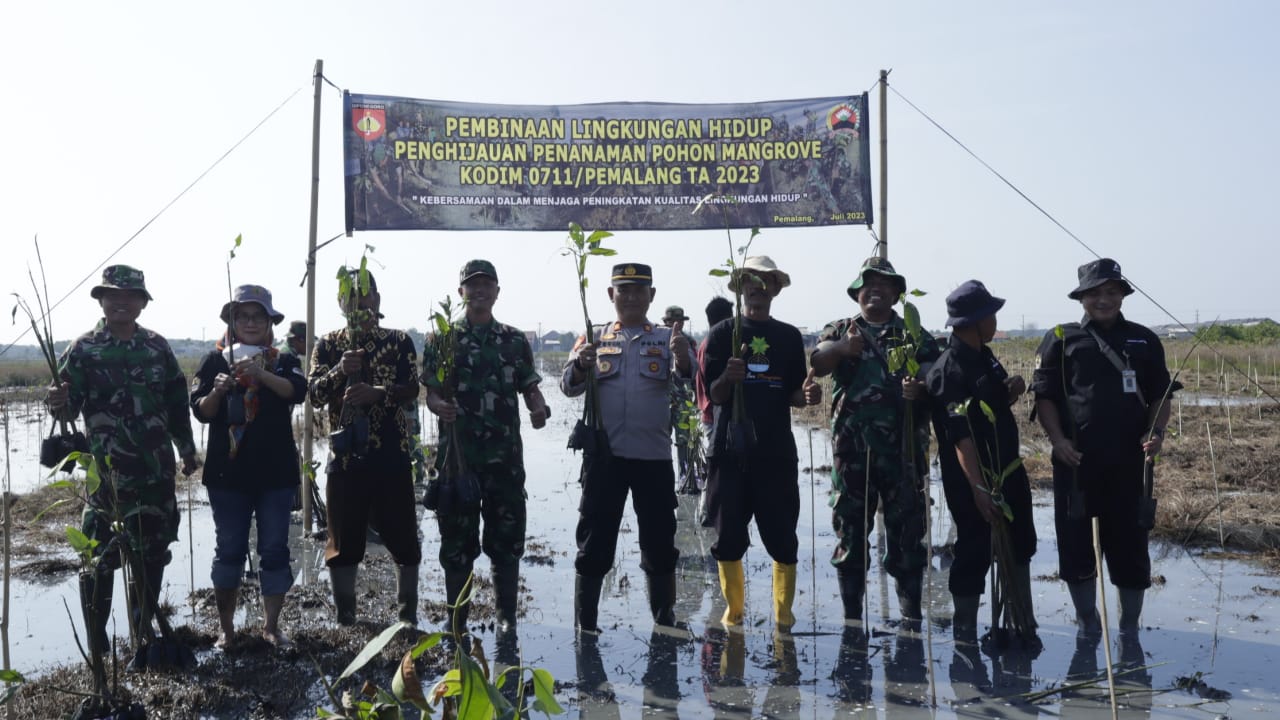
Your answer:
[3,1,1276,351]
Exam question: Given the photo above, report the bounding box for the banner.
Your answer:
[343,92,873,232]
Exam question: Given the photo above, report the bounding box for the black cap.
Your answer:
[1068,258,1133,300]
[945,280,1006,328]
[611,263,653,286]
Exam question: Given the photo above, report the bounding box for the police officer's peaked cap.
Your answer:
[611,263,653,286]
[945,280,1006,328]
[847,256,906,300]
[91,265,153,301]
[1068,258,1134,300]
[460,259,498,284]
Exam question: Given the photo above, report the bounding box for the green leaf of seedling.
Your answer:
[454,652,497,720]
[587,247,617,256]
[33,498,71,523]
[338,621,412,680]
[749,227,761,242]
[530,668,565,715]
[586,229,613,246]
[905,358,920,377]
[709,269,730,278]
[581,277,589,289]
[436,368,446,383]
[568,222,584,245]
[1001,457,1024,479]
[1053,324,1065,340]
[66,527,97,559]
[908,289,926,297]
[978,400,997,426]
[902,299,923,339]
[1000,501,1014,523]
[0,669,25,685]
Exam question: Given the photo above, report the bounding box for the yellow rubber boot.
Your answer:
[773,562,797,628]
[718,560,745,627]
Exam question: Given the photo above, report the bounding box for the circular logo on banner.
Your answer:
[827,103,861,133]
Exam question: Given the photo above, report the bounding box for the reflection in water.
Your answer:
[1060,630,1153,719]
[762,629,801,718]
[642,627,682,718]
[884,624,929,710]
[700,627,753,719]
[575,634,620,720]
[831,625,872,707]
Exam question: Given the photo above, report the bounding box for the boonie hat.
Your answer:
[728,256,791,293]
[611,263,653,286]
[945,280,1006,328]
[847,256,905,301]
[1068,258,1134,300]
[662,305,690,323]
[90,265,152,301]
[221,284,285,325]
[287,320,308,340]
[460,259,498,284]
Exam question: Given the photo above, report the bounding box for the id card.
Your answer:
[1122,369,1138,394]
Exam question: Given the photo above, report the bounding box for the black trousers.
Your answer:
[941,464,1036,596]
[326,465,422,567]
[575,456,679,577]
[1053,451,1151,589]
[705,454,800,563]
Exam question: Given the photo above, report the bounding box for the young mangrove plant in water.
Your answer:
[421,295,480,514]
[696,194,760,455]
[316,575,564,720]
[331,253,378,460]
[562,223,615,457]
[954,397,1037,647]
[885,289,930,484]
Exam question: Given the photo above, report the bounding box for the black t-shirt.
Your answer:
[927,336,1022,485]
[1031,313,1181,462]
[702,315,806,460]
[191,349,306,492]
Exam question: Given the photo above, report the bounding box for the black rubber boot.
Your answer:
[127,561,165,633]
[837,567,865,621]
[395,563,419,626]
[330,564,358,626]
[575,574,605,634]
[646,572,676,626]
[492,562,520,634]
[896,574,923,622]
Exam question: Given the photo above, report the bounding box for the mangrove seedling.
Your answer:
[423,295,480,514]
[562,223,615,456]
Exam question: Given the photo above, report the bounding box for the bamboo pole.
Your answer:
[1093,518,1119,720]
[2,400,12,697]
[302,58,324,536]
[878,69,889,260]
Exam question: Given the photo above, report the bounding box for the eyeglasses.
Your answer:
[233,313,269,324]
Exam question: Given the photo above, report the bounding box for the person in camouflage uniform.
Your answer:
[810,256,938,624]
[46,265,199,661]
[309,269,422,626]
[423,259,547,637]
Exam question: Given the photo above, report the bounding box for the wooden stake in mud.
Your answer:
[302,58,325,535]
[1093,518,1119,720]
[1206,422,1225,550]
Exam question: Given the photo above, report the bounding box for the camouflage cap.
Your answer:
[460,259,498,284]
[90,264,152,301]
[846,256,905,301]
[287,320,308,339]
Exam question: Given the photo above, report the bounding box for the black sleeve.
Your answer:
[275,352,308,404]
[701,319,731,402]
[783,324,807,395]
[1030,328,1065,400]
[190,350,228,423]
[926,351,972,446]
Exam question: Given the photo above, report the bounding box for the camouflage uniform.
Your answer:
[55,319,197,568]
[818,315,938,580]
[421,317,540,573]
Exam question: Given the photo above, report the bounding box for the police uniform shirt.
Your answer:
[1031,312,1181,461]
[561,321,695,461]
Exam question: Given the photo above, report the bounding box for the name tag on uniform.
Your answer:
[598,346,623,355]
[1122,369,1138,394]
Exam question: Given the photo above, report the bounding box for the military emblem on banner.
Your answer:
[352,107,387,141]
[827,103,861,133]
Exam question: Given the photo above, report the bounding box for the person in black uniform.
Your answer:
[1031,258,1179,634]
[927,280,1035,643]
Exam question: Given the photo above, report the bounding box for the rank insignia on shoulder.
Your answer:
[643,323,653,332]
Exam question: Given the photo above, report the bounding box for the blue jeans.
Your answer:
[208,486,296,596]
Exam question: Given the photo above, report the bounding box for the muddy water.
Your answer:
[4,380,1279,718]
